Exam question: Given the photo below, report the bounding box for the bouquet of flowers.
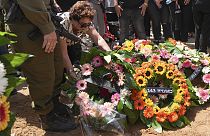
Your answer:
[0,32,30,136]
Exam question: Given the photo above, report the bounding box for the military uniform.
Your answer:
[4,0,64,115]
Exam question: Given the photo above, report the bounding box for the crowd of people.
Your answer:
[0,0,210,133]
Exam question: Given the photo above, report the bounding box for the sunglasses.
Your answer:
[79,22,92,28]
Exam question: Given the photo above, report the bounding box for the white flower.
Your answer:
[120,89,131,98]
[202,67,210,74]
[0,62,8,94]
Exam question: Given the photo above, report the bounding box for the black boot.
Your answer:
[39,111,77,132]
[53,95,72,118]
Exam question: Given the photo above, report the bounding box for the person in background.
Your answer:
[113,0,148,44]
[88,0,106,36]
[58,1,111,77]
[148,0,173,44]
[193,0,210,53]
[173,0,192,43]
[2,0,76,132]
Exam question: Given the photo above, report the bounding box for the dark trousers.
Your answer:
[119,8,146,44]
[148,1,172,41]
[144,9,151,38]
[170,2,192,42]
[193,5,210,53]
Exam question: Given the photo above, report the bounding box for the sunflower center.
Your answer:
[168,72,173,76]
[157,66,163,71]
[138,79,143,84]
[146,71,151,76]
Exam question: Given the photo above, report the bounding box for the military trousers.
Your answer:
[7,23,64,115]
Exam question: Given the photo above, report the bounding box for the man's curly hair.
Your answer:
[69,1,95,21]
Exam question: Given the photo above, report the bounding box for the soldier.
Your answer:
[193,0,210,53]
[2,0,76,132]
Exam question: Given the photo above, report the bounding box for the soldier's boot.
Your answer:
[39,111,77,132]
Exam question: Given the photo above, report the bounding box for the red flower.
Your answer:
[134,99,145,110]
[156,112,167,123]
[143,107,154,118]
[178,105,186,116]
[168,112,178,122]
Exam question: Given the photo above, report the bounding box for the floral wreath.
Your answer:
[131,60,191,128]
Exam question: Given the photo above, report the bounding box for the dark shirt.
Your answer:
[195,0,210,12]
[119,0,144,9]
[56,0,78,12]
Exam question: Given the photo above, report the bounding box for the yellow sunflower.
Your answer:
[144,68,153,79]
[137,88,148,100]
[166,70,174,79]
[154,62,166,75]
[174,94,183,103]
[153,106,160,114]
[173,77,180,85]
[0,95,10,131]
[170,103,180,112]
[135,76,147,87]
[145,98,154,107]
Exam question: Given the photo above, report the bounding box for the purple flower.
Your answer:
[76,80,87,90]
[113,63,123,73]
[92,56,104,67]
[160,49,170,59]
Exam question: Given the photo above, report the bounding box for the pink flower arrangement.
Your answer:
[202,74,210,84]
[196,88,210,102]
[75,92,89,105]
[81,63,94,76]
[100,102,114,117]
[159,49,170,59]
[111,93,120,106]
[76,80,87,90]
[200,59,209,66]
[92,55,104,67]
[151,54,160,62]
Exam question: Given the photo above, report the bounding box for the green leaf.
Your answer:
[125,100,133,110]
[160,121,173,129]
[123,106,138,124]
[4,76,26,97]
[175,120,185,128]
[113,53,124,61]
[104,55,111,63]
[0,53,31,68]
[180,116,191,125]
[117,100,124,112]
[152,120,162,133]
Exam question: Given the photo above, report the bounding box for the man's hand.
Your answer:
[114,5,123,17]
[139,3,148,16]
[42,31,57,53]
[184,0,190,5]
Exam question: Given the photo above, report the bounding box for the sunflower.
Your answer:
[154,62,166,75]
[177,88,184,95]
[135,76,147,87]
[144,68,153,79]
[153,106,160,114]
[174,94,183,103]
[143,107,154,118]
[156,112,167,123]
[145,98,154,107]
[0,95,10,131]
[168,112,178,123]
[166,71,174,79]
[173,77,180,85]
[134,99,145,110]
[170,103,180,112]
[141,62,151,68]
[137,89,148,100]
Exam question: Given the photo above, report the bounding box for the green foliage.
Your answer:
[123,106,138,124]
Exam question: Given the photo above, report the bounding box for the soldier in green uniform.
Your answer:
[2,0,76,132]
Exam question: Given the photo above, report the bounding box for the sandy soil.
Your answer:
[9,86,210,136]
